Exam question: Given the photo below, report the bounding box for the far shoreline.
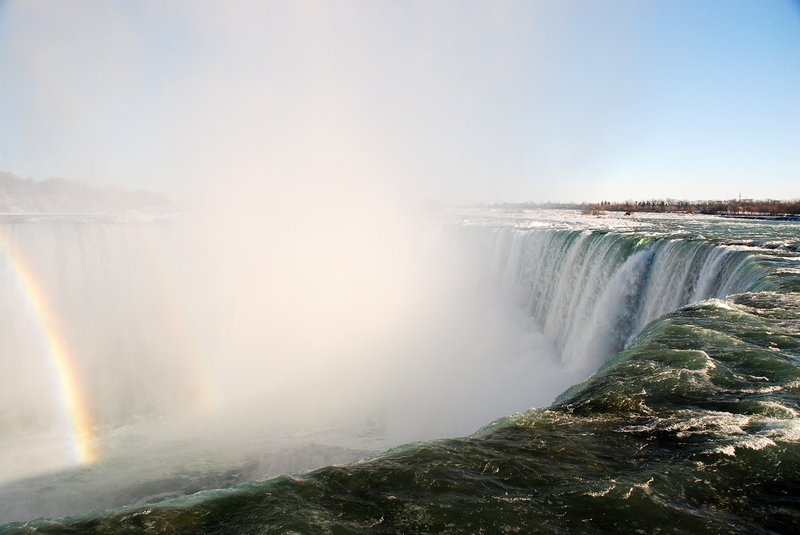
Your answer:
[486,198,800,220]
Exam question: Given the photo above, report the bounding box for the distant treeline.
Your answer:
[584,199,800,216]
[0,171,173,214]
[490,199,800,216]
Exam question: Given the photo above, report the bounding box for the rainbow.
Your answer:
[0,223,98,465]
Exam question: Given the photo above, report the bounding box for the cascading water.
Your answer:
[1,210,796,531]
[0,212,570,522]
[0,221,200,422]
[457,226,768,371]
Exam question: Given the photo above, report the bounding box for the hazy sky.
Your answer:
[0,0,798,203]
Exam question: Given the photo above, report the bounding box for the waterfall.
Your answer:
[0,219,201,437]
[1,220,770,439]
[0,215,787,525]
[457,227,767,367]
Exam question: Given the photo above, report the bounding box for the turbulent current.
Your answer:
[1,210,799,533]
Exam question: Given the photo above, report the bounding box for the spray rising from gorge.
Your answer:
[2,199,797,526]
[0,188,572,522]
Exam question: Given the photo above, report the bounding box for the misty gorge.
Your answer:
[0,201,565,521]
[0,198,788,526]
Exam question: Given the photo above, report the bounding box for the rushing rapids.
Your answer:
[1,210,798,533]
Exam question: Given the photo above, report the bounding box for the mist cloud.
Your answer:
[1,0,654,204]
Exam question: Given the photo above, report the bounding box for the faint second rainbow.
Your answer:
[0,223,98,465]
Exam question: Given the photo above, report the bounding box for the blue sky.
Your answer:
[0,0,798,203]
